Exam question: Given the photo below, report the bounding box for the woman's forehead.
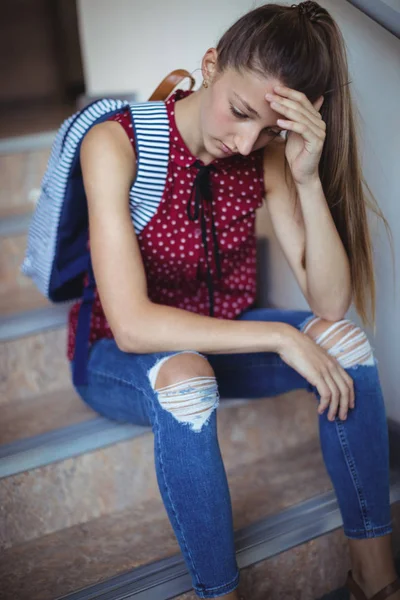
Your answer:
[222,67,280,93]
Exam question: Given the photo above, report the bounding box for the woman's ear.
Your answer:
[202,47,218,82]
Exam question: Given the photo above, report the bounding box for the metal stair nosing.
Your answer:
[54,476,400,600]
[0,130,56,155]
[0,417,151,480]
[0,304,72,341]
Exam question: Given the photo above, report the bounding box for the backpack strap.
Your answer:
[72,255,96,386]
[148,69,195,101]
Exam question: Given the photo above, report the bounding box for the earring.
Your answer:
[202,80,209,88]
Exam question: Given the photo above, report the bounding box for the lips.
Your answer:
[220,142,234,155]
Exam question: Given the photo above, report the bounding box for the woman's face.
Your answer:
[200,66,286,159]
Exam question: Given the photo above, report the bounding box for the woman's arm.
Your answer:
[296,176,352,319]
[81,121,288,356]
[263,141,352,320]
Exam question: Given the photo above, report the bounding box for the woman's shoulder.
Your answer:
[80,119,137,187]
[82,117,137,166]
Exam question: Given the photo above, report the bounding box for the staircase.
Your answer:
[1,129,400,600]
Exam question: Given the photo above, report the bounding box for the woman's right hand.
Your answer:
[276,324,355,421]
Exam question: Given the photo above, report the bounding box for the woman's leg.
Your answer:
[207,307,398,597]
[71,338,241,599]
[301,315,399,597]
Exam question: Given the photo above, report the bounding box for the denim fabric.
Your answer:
[71,307,392,598]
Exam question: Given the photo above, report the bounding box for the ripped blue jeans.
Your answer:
[71,307,392,599]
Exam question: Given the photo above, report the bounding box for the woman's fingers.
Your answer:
[313,356,354,421]
[344,370,355,408]
[328,365,351,420]
[331,362,355,412]
[270,100,325,139]
[314,374,333,416]
[320,369,341,421]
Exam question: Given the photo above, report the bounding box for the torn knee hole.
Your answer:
[147,353,219,432]
[154,376,220,432]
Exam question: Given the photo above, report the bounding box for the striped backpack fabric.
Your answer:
[21,70,195,386]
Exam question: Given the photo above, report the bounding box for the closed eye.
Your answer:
[229,103,281,137]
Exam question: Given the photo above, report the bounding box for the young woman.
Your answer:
[69,2,399,598]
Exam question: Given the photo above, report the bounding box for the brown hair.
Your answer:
[214,1,394,329]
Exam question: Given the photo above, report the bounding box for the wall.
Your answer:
[0,0,60,102]
[77,0,400,419]
[77,0,263,98]
[0,0,84,103]
[56,0,85,93]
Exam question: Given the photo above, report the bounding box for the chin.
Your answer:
[200,138,220,161]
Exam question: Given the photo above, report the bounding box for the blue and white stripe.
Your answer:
[128,102,169,232]
[21,98,170,300]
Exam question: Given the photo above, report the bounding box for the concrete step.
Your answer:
[0,232,52,315]
[1,459,399,600]
[0,387,94,445]
[0,146,50,219]
[0,390,321,550]
[0,327,72,408]
[0,429,336,599]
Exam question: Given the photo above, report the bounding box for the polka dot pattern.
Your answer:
[67,89,265,360]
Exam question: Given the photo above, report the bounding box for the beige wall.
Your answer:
[77,0,261,99]
[77,0,400,419]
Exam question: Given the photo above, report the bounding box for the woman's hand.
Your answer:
[276,324,355,421]
[265,85,326,186]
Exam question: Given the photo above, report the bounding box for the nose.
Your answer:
[235,129,259,156]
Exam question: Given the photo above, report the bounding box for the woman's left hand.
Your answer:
[265,85,326,186]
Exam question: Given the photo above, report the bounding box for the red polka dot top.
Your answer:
[67,88,265,361]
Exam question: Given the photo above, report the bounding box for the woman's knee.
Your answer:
[300,316,375,369]
[150,351,215,390]
[147,351,219,433]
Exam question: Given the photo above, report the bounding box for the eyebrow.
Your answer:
[233,91,284,131]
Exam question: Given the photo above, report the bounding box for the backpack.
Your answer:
[21,70,196,387]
